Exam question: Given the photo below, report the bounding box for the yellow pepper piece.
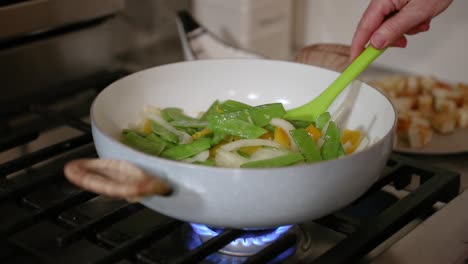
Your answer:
[142,120,152,135]
[341,129,362,154]
[274,127,290,148]
[260,132,273,140]
[305,124,322,141]
[239,146,260,155]
[192,128,212,140]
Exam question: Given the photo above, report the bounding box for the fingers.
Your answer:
[390,36,408,48]
[64,159,172,200]
[350,0,400,59]
[351,0,453,59]
[406,19,431,35]
[370,3,429,49]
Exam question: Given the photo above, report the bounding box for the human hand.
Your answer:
[350,0,453,59]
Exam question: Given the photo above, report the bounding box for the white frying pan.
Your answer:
[68,59,396,229]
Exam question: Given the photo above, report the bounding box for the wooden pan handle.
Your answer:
[64,159,172,202]
[295,43,352,73]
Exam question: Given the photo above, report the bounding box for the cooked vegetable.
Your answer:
[215,149,248,168]
[270,118,298,152]
[122,99,370,168]
[208,117,267,139]
[150,120,179,144]
[220,100,251,112]
[200,100,221,120]
[321,122,341,160]
[240,153,304,168]
[163,108,198,122]
[161,138,211,160]
[181,150,210,163]
[122,130,167,156]
[221,139,284,152]
[209,103,286,127]
[341,129,362,154]
[315,112,331,131]
[192,128,213,140]
[274,127,290,148]
[305,124,322,141]
[171,119,209,128]
[290,129,322,163]
[145,110,192,144]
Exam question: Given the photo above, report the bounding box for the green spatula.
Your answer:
[284,46,386,122]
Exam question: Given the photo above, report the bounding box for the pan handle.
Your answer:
[64,159,172,202]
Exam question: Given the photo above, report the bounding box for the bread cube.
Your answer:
[431,112,457,134]
[407,123,433,148]
[402,76,420,96]
[420,75,437,92]
[456,106,468,128]
[392,97,416,114]
[417,94,433,113]
[434,98,457,113]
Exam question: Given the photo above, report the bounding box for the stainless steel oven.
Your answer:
[0,0,124,118]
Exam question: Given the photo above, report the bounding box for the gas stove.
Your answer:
[0,77,461,263]
[0,2,463,263]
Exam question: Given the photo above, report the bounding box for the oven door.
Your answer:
[0,0,124,41]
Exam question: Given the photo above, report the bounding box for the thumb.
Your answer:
[370,8,429,49]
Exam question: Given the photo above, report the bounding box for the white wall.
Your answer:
[295,0,468,83]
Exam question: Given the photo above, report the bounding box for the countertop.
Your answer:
[373,188,468,264]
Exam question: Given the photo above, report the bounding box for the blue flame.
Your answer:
[190,223,292,248]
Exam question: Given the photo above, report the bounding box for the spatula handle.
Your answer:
[322,46,385,106]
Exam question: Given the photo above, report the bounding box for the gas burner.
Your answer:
[190,223,293,256]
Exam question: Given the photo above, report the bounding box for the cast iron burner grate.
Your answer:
[0,74,460,264]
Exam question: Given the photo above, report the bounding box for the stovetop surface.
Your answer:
[0,70,461,264]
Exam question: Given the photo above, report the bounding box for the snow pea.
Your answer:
[289,129,322,163]
[211,132,226,145]
[240,153,304,168]
[150,121,179,144]
[338,144,346,157]
[209,103,286,127]
[171,119,209,128]
[161,137,211,160]
[220,100,251,112]
[121,130,167,156]
[315,112,331,131]
[163,108,198,122]
[288,120,313,129]
[321,121,341,160]
[208,117,267,139]
[200,100,221,120]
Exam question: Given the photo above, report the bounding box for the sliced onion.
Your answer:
[220,139,284,152]
[329,81,361,128]
[342,141,352,152]
[181,150,210,163]
[355,136,369,152]
[250,148,289,161]
[269,118,298,152]
[215,149,248,168]
[372,137,380,144]
[144,109,192,144]
[317,138,325,148]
